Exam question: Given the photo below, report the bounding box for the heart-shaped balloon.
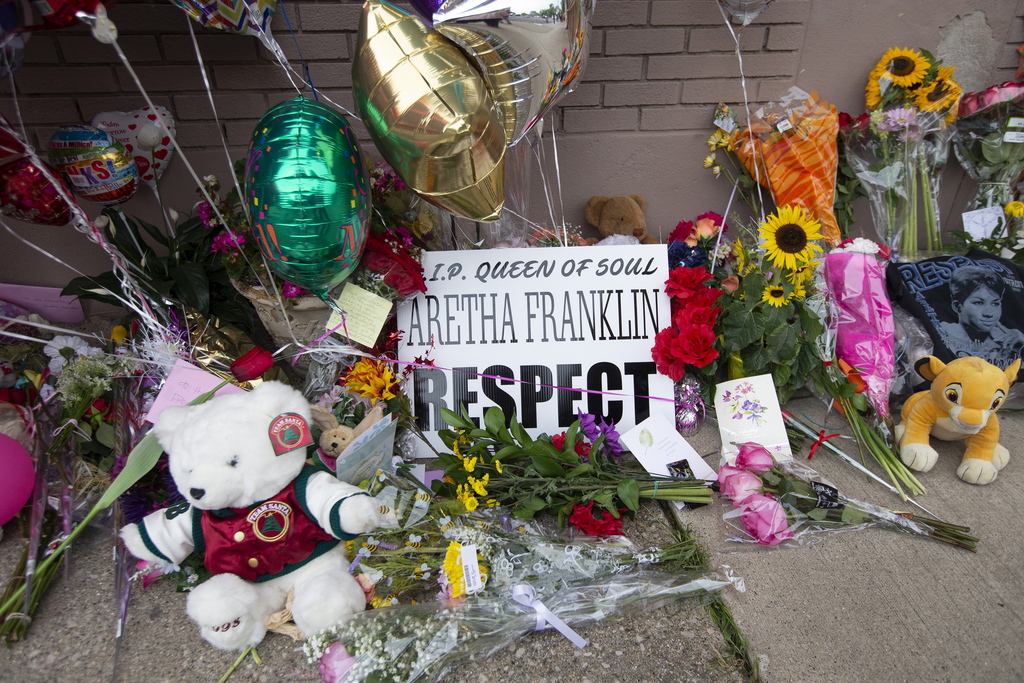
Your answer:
[48,125,138,206]
[0,157,74,226]
[429,0,594,147]
[92,106,176,189]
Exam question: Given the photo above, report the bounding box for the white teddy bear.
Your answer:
[120,381,382,651]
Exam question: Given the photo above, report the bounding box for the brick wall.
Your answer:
[1,0,1022,289]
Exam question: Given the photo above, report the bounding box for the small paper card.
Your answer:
[620,413,717,510]
[332,413,398,485]
[714,102,736,133]
[145,359,244,423]
[961,207,1004,240]
[325,283,393,348]
[714,374,792,463]
[460,544,485,594]
[0,283,85,323]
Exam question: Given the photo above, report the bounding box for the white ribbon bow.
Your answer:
[511,584,587,649]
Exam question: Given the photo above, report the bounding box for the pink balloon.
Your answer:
[0,433,34,526]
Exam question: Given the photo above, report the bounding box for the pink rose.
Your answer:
[721,275,740,293]
[738,493,794,547]
[319,642,355,683]
[719,470,763,505]
[734,442,775,475]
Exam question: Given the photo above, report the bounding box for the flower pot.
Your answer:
[231,278,331,375]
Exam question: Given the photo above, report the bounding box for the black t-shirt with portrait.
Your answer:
[886,249,1024,371]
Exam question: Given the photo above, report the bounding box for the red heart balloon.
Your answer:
[0,157,74,226]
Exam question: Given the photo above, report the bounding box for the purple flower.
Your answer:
[877,107,917,133]
[210,231,245,254]
[197,200,215,229]
[576,410,623,457]
[577,411,601,442]
[282,282,309,298]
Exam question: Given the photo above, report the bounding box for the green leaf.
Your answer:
[562,420,580,456]
[483,406,505,437]
[592,492,614,508]
[134,216,170,248]
[721,308,764,351]
[765,322,798,363]
[440,407,473,431]
[617,479,641,510]
[510,417,534,447]
[806,507,829,521]
[61,272,128,307]
[169,263,211,314]
[95,422,116,449]
[521,495,548,511]
[512,507,536,520]
[529,455,566,478]
[565,463,592,478]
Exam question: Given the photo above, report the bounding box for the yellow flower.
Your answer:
[456,484,479,512]
[703,153,716,168]
[708,128,730,151]
[758,205,824,271]
[789,283,807,300]
[493,460,503,474]
[111,325,128,344]
[343,359,399,405]
[875,47,930,88]
[486,498,499,507]
[462,456,477,473]
[865,68,883,110]
[711,164,722,176]
[786,261,818,285]
[762,285,789,307]
[914,65,961,113]
[1006,201,1024,218]
[468,473,489,496]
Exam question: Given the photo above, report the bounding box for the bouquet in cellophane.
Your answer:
[717,443,976,551]
[844,47,962,260]
[953,80,1024,211]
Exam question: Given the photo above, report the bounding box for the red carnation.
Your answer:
[664,267,714,299]
[667,219,694,244]
[568,502,625,536]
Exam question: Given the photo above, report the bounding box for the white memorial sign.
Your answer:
[397,245,675,455]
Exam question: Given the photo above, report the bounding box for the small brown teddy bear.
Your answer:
[585,194,657,244]
[310,404,385,458]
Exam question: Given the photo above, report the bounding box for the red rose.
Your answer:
[230,346,274,382]
[664,267,714,299]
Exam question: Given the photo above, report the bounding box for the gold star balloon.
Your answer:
[352,0,506,222]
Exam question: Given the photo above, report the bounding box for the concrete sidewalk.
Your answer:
[1,394,1022,682]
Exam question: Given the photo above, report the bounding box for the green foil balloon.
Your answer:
[245,97,371,295]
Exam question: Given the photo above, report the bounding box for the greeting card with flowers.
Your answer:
[714,375,792,461]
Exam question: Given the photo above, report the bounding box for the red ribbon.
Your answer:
[807,429,840,460]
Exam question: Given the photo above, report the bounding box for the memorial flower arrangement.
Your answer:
[432,407,714,526]
[718,443,976,551]
[843,47,962,259]
[652,204,827,404]
[953,80,1024,211]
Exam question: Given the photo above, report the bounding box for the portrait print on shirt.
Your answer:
[887,249,1024,371]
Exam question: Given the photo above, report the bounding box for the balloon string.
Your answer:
[549,123,566,238]
[715,2,767,222]
[278,2,317,101]
[532,119,558,230]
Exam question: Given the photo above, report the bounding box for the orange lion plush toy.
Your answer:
[896,355,1020,485]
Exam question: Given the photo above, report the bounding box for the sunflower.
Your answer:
[758,205,824,271]
[875,47,930,88]
[762,285,789,307]
[865,67,884,110]
[786,261,818,285]
[789,283,807,301]
[914,65,961,113]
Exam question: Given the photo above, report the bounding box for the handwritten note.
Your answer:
[961,207,1004,241]
[145,359,244,423]
[620,414,717,510]
[0,283,85,323]
[325,283,393,347]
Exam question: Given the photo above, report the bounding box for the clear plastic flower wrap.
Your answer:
[717,443,976,552]
[305,569,732,683]
[953,80,1024,210]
